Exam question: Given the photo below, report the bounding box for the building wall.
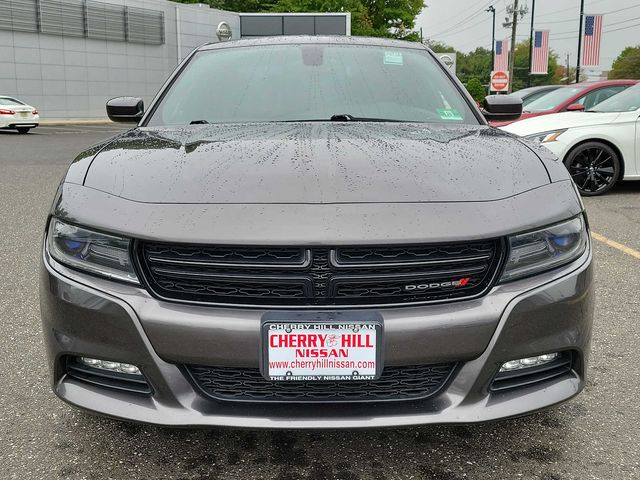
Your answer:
[0,0,349,120]
[0,0,240,119]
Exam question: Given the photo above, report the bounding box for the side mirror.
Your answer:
[566,103,585,111]
[482,94,523,121]
[106,97,144,123]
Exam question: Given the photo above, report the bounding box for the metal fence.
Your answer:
[0,0,164,44]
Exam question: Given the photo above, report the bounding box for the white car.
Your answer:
[502,83,640,196]
[0,96,39,134]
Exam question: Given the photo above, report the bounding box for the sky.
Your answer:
[415,0,640,72]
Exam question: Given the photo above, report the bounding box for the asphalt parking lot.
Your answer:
[1,124,639,480]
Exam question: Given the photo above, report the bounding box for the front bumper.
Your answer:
[40,245,594,428]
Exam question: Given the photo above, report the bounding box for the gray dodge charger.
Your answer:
[40,36,594,428]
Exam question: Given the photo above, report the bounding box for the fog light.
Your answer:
[79,357,141,375]
[499,352,559,372]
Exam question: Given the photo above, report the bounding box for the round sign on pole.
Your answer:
[490,71,509,92]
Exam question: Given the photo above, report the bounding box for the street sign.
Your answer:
[437,53,457,74]
[490,70,509,92]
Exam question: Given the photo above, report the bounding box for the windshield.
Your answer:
[147,44,478,126]
[524,86,586,112]
[589,83,640,112]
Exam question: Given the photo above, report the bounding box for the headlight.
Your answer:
[47,218,139,284]
[523,129,567,144]
[500,215,588,282]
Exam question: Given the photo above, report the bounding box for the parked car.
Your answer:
[0,96,39,133]
[502,83,640,196]
[40,36,593,428]
[491,80,638,127]
[511,85,561,107]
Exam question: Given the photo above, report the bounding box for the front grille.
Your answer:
[137,241,503,307]
[186,363,457,402]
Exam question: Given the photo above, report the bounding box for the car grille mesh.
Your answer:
[137,241,502,307]
[186,363,457,402]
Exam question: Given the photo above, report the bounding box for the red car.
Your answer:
[491,79,638,127]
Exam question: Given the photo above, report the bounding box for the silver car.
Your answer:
[40,36,594,428]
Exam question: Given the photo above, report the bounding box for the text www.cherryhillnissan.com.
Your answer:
[268,359,376,370]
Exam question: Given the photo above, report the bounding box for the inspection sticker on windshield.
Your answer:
[384,51,404,65]
[437,109,463,120]
[263,322,381,381]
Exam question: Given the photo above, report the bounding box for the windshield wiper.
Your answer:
[189,120,209,125]
[329,114,408,122]
[279,117,417,123]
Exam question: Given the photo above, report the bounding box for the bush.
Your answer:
[465,77,486,103]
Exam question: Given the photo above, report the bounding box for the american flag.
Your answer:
[531,31,549,74]
[495,38,509,71]
[582,15,603,67]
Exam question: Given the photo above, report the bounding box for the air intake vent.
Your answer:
[187,363,457,403]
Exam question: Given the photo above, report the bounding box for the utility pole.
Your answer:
[503,0,527,93]
[487,6,496,72]
[527,0,536,87]
[576,0,585,83]
[566,53,571,84]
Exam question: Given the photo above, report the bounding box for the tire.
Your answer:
[563,141,621,196]
[16,127,30,134]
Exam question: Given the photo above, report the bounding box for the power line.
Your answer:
[549,12,640,38]
[428,0,495,38]
[535,0,607,19]
[433,14,494,39]
[605,15,640,28]
[602,4,640,15]
[536,4,640,26]
[603,22,640,34]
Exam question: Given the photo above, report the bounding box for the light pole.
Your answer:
[487,6,496,72]
[527,0,536,87]
[576,0,585,83]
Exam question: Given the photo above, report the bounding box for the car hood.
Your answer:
[502,111,622,136]
[81,123,550,204]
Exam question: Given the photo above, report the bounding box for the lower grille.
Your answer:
[138,241,503,308]
[186,363,457,403]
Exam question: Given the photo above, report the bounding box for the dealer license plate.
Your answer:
[262,321,382,381]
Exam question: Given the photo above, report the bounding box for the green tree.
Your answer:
[175,0,425,40]
[423,40,455,53]
[465,77,486,102]
[457,47,492,85]
[608,46,640,79]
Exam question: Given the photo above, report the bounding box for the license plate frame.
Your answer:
[260,311,384,382]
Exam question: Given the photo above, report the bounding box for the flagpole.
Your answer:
[576,0,585,83]
[527,0,536,87]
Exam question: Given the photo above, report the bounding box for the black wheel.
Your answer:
[564,141,620,196]
[16,127,30,134]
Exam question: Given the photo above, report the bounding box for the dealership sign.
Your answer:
[437,53,457,74]
[490,70,509,92]
[216,21,232,42]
